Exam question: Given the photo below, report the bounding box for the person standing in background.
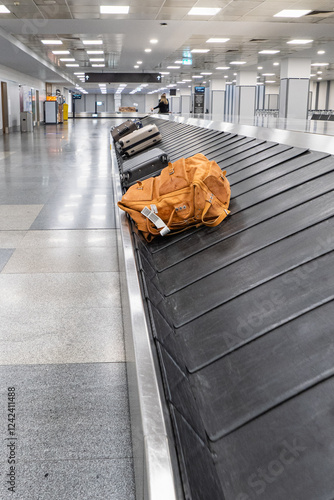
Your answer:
[151,93,169,114]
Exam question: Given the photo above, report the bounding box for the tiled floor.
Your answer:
[0,119,135,499]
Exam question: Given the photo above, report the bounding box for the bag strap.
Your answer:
[201,194,230,227]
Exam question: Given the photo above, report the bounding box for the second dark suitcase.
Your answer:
[121,148,170,187]
[119,124,161,156]
[111,120,139,143]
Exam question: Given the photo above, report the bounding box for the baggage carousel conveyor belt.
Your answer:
[112,115,334,500]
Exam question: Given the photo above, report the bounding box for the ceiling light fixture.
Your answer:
[150,39,158,44]
[201,72,212,75]
[216,66,230,70]
[257,66,263,70]
[137,61,142,64]
[66,64,79,67]
[89,58,104,62]
[134,65,139,68]
[167,66,180,69]
[206,38,229,43]
[287,39,313,44]
[175,60,183,64]
[274,9,311,18]
[230,61,246,64]
[0,5,10,13]
[52,50,70,55]
[41,40,62,45]
[60,58,75,61]
[258,50,280,54]
[100,6,129,14]
[86,50,104,54]
[317,50,325,55]
[82,40,103,45]
[192,75,202,79]
[188,7,221,16]
[160,72,170,75]
[273,62,280,66]
[92,64,105,67]
[145,48,152,52]
[191,49,210,53]
[262,73,275,76]
[311,62,329,66]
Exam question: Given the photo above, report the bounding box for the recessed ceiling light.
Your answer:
[265,80,276,83]
[188,7,221,16]
[134,65,139,68]
[82,40,103,45]
[192,75,202,79]
[317,71,323,74]
[175,60,183,64]
[150,39,158,44]
[257,66,263,70]
[182,79,191,82]
[191,49,210,53]
[273,62,280,66]
[257,82,264,85]
[160,72,170,75]
[145,48,152,53]
[0,5,10,13]
[86,50,104,54]
[258,50,280,54]
[92,64,105,67]
[224,75,228,78]
[201,72,212,75]
[74,72,85,75]
[89,58,104,62]
[262,73,275,76]
[287,39,313,44]
[167,66,180,69]
[100,6,129,14]
[206,38,229,43]
[41,40,62,45]
[274,9,311,18]
[66,64,79,67]
[137,61,142,64]
[177,81,184,84]
[52,50,70,55]
[60,58,75,61]
[317,77,322,80]
[310,74,316,77]
[311,62,329,66]
[317,50,325,55]
[230,61,246,64]
[216,66,230,70]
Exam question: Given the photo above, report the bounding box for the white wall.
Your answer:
[328,81,334,110]
[0,63,46,132]
[317,81,327,109]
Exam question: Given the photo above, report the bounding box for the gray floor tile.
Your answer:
[0,249,15,271]
[0,306,125,365]
[0,272,121,310]
[1,459,135,500]
[2,246,119,273]
[0,363,132,462]
[0,205,44,230]
[0,231,26,248]
[18,229,117,248]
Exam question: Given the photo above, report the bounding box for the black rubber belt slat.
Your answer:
[166,217,334,327]
[156,188,334,295]
[151,158,334,271]
[212,376,334,500]
[210,139,268,164]
[232,151,331,197]
[160,132,233,159]
[191,299,334,441]
[177,251,334,372]
[214,142,286,169]
[158,131,222,157]
[146,147,318,255]
[159,129,223,151]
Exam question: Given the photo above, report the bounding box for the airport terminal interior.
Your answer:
[1,1,334,499]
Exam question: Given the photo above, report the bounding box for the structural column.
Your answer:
[279,58,311,120]
[210,78,226,119]
[234,71,257,121]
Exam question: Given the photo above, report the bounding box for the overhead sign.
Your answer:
[46,96,57,101]
[182,58,192,65]
[195,86,205,94]
[85,73,161,83]
[72,94,82,99]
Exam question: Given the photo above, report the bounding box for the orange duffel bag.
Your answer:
[117,153,231,242]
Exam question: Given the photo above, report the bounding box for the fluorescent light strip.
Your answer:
[188,7,221,15]
[230,61,246,65]
[86,50,104,55]
[92,64,105,67]
[60,58,75,62]
[100,6,129,14]
[66,64,79,67]
[274,9,311,18]
[287,40,313,44]
[145,48,152,53]
[167,66,180,69]
[201,72,212,75]
[191,49,210,53]
[41,40,62,45]
[311,63,329,66]
[0,5,10,13]
[206,38,229,43]
[82,40,103,45]
[216,66,230,70]
[259,50,280,54]
[89,58,105,62]
[52,50,70,55]
[150,39,158,44]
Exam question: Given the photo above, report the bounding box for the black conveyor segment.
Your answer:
[117,116,334,500]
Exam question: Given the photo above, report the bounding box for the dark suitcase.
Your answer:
[111,120,140,143]
[119,124,161,156]
[121,148,170,187]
